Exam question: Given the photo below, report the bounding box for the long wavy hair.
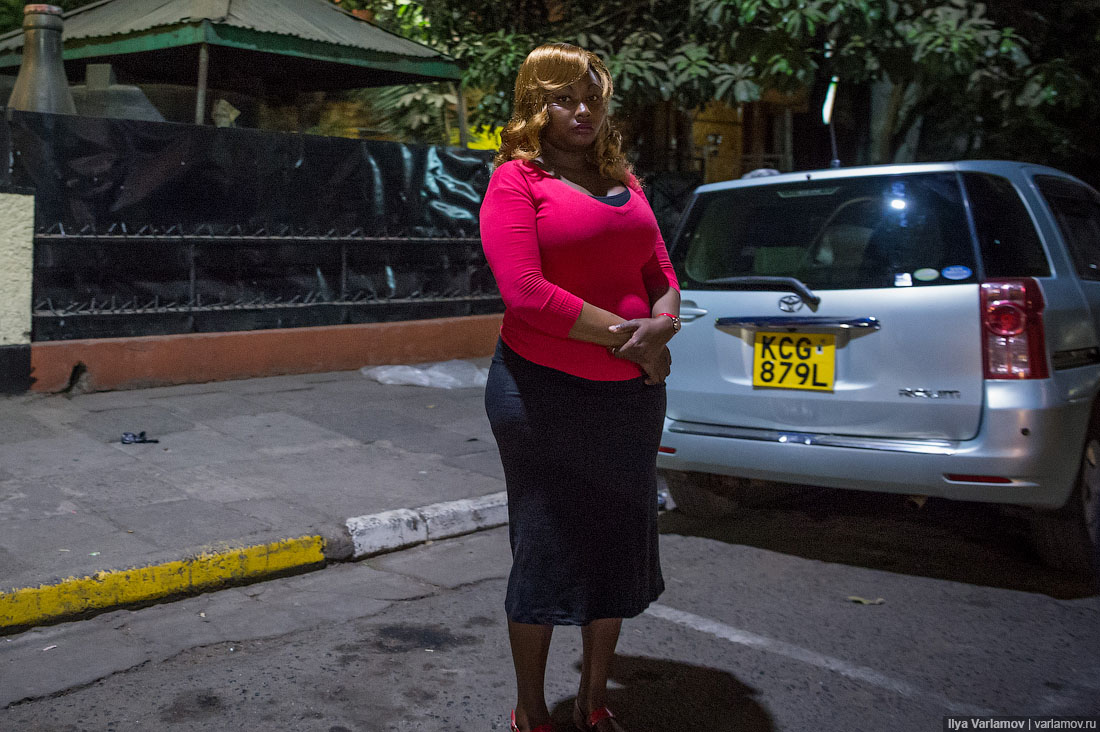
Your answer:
[495,43,632,185]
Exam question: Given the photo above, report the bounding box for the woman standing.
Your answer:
[480,43,681,732]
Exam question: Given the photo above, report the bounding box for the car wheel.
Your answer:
[660,469,740,518]
[1029,421,1100,580]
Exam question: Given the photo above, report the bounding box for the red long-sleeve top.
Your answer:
[479,159,680,381]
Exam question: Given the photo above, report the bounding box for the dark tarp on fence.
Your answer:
[8,110,489,237]
[3,111,501,341]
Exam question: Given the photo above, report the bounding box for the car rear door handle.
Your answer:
[715,316,881,331]
[679,305,709,322]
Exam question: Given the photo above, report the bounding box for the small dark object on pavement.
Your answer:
[121,431,159,444]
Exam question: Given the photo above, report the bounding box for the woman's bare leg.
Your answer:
[509,619,554,730]
[576,617,623,728]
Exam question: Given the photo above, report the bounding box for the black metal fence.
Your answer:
[2,111,501,341]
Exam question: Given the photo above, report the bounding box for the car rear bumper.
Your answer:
[658,385,1093,509]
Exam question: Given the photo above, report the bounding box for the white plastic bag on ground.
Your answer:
[361,365,435,387]
[424,360,488,388]
[361,360,489,389]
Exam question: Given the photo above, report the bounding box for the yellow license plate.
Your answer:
[752,331,835,391]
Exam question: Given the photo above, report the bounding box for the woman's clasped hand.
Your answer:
[609,316,676,385]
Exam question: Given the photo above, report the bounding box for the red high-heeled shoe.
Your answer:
[572,701,622,730]
[510,709,555,732]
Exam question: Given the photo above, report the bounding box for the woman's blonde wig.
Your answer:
[495,43,631,185]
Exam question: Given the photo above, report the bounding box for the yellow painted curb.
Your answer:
[0,535,326,630]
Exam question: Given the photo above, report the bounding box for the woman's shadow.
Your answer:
[550,653,774,731]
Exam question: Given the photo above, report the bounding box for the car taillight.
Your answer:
[980,278,1049,379]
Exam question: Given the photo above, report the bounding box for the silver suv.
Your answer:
[658,161,1100,577]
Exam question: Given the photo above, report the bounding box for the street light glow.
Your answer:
[822,76,839,125]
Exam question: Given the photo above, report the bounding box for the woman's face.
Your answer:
[541,70,606,154]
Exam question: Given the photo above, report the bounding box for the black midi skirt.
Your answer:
[484,339,665,626]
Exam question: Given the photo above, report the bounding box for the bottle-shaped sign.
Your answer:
[7,4,77,115]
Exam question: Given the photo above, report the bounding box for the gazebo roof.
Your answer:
[0,0,464,91]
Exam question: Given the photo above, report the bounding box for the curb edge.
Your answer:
[0,534,326,632]
[346,491,508,558]
[1,492,509,634]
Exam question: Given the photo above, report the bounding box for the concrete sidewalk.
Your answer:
[0,362,507,633]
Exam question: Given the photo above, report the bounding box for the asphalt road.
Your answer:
[3,489,1099,731]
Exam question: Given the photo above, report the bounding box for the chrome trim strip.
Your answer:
[714,316,881,331]
[703,276,822,308]
[1052,347,1100,371]
[667,420,958,455]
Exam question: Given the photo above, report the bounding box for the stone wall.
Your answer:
[0,190,34,393]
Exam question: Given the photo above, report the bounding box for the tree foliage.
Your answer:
[1,0,1095,178]
[971,0,1100,181]
[693,0,1032,162]
[349,0,1100,177]
[344,0,1042,163]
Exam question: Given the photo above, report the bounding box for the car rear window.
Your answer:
[962,173,1050,278]
[1034,175,1100,281]
[671,173,977,290]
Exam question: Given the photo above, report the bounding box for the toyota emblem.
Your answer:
[778,295,804,312]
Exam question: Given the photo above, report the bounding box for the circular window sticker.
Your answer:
[914,268,940,282]
[942,265,973,281]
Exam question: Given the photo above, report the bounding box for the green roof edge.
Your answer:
[0,20,464,83]
[208,23,464,81]
[0,23,206,68]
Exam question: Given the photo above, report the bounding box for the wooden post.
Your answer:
[772,107,794,172]
[782,108,794,171]
[750,102,766,171]
[454,83,470,147]
[194,42,209,125]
